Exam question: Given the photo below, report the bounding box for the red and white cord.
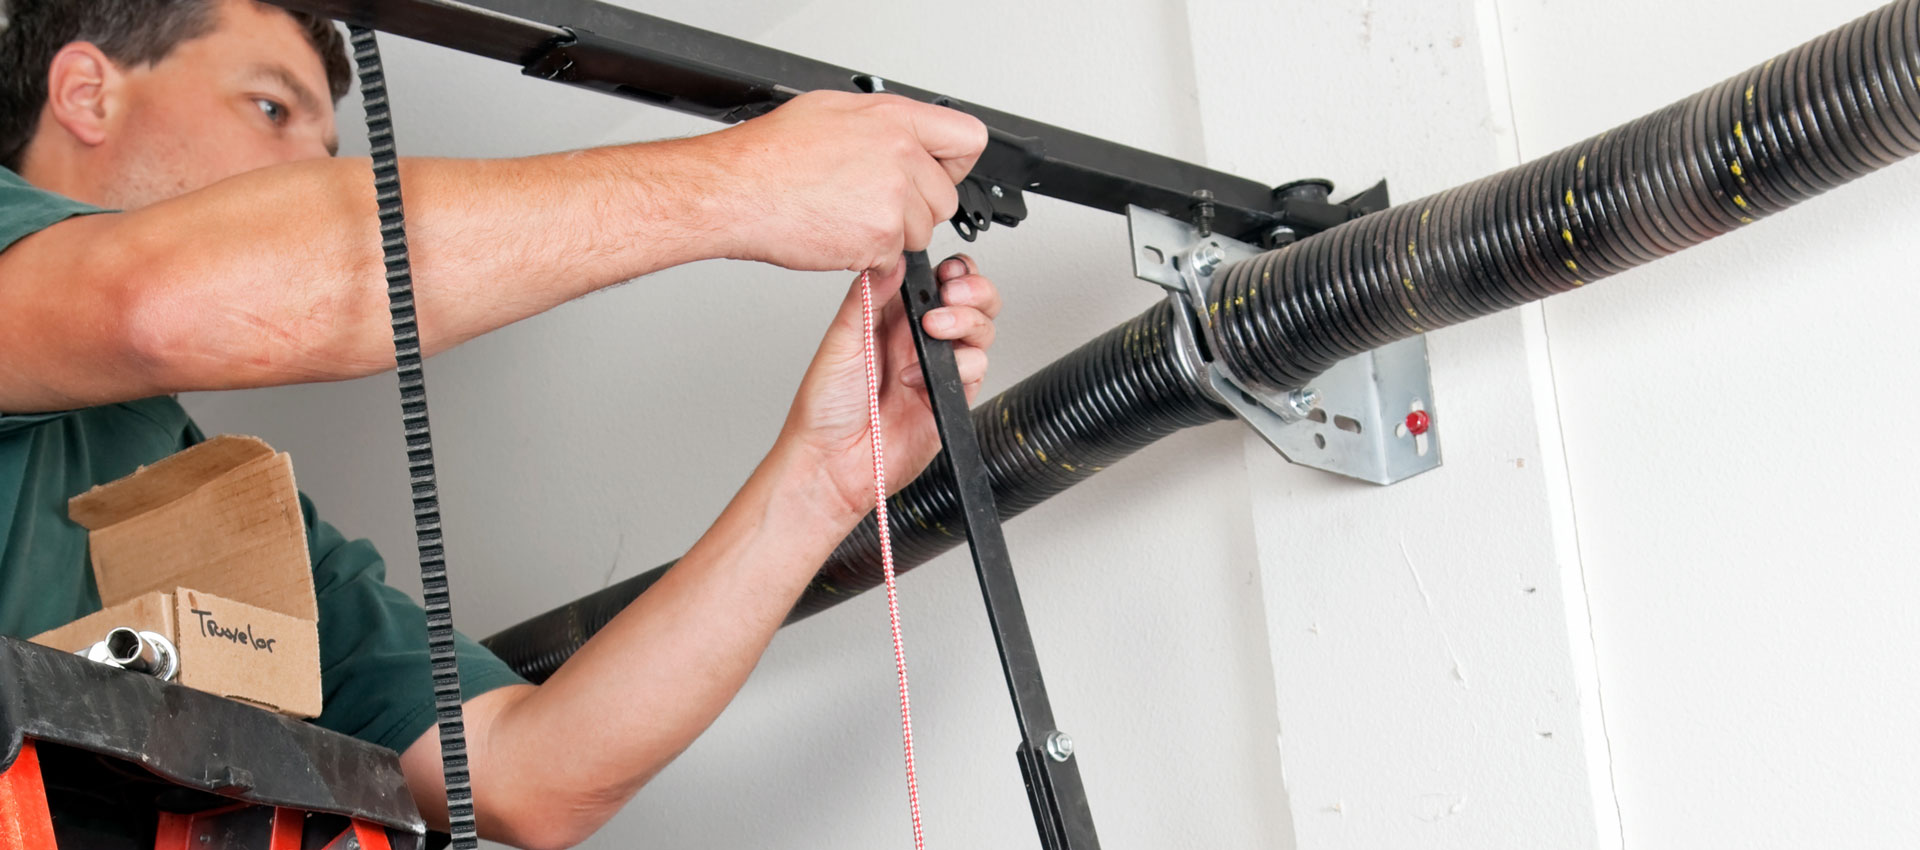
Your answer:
[860,269,926,850]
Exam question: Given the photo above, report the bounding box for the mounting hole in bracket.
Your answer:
[1333,414,1363,434]
[1306,408,1328,424]
[1313,433,1326,449]
[916,288,931,305]
[1141,246,1165,266]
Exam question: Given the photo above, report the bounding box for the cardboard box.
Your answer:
[32,435,322,718]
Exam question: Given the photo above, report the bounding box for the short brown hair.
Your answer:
[0,0,351,171]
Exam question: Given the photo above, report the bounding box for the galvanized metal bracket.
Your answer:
[1125,205,1443,485]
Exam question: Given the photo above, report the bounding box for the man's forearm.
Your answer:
[463,442,863,847]
[2,90,986,413]
[1,137,740,411]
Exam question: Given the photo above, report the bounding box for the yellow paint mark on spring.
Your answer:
[1402,277,1415,291]
[1564,258,1579,272]
[1739,215,1755,224]
[1091,465,1106,472]
[1405,306,1422,322]
[1572,279,1587,287]
[1564,189,1575,206]
[1733,194,1750,209]
[1729,160,1744,177]
[1577,155,1587,171]
[1250,288,1258,301]
[1002,407,1009,425]
[1209,302,1220,315]
[1061,463,1075,471]
[1234,295,1245,307]
[1408,240,1417,257]
[1746,85,1754,104]
[1015,430,1026,446]
[1036,448,1049,462]
[1420,208,1432,224]
[1561,228,1574,247]
[1733,120,1744,139]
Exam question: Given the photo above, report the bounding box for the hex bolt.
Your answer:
[1190,188,1217,236]
[1286,387,1321,418]
[1045,730,1075,762]
[1191,243,1226,276]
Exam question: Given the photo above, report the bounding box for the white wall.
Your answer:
[1500,0,1920,847]
[177,1,1920,848]
[1188,1,1618,847]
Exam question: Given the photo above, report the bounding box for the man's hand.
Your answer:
[437,256,1000,849]
[706,92,989,276]
[779,253,1001,520]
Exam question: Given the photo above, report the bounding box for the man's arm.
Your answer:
[0,91,985,412]
[398,257,1002,850]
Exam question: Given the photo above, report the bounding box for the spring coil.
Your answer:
[483,299,1230,681]
[1209,0,1920,393]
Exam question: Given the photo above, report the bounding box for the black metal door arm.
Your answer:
[899,251,1101,850]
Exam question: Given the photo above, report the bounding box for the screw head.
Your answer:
[1405,410,1431,436]
[1287,387,1321,418]
[1263,225,1298,249]
[1191,243,1226,275]
[990,184,1005,198]
[1045,730,1075,762]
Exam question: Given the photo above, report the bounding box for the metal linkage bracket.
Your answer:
[1126,205,1443,485]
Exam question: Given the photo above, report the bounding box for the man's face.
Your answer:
[96,0,338,209]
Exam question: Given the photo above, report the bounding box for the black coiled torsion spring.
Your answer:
[1208,0,1920,393]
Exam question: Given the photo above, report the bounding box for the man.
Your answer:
[0,0,1000,847]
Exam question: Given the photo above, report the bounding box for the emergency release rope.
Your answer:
[860,269,927,850]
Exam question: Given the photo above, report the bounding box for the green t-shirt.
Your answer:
[0,167,525,754]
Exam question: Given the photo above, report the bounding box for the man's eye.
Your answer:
[254,98,288,124]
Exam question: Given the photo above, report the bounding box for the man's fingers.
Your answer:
[939,273,1002,320]
[911,157,961,232]
[902,201,935,255]
[900,100,989,175]
[936,253,979,279]
[896,346,988,390]
[922,306,995,350]
[952,345,989,386]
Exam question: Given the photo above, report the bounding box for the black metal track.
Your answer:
[269,0,1288,239]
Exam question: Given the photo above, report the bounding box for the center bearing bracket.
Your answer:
[1125,204,1443,485]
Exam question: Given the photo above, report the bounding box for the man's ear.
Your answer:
[43,42,121,148]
